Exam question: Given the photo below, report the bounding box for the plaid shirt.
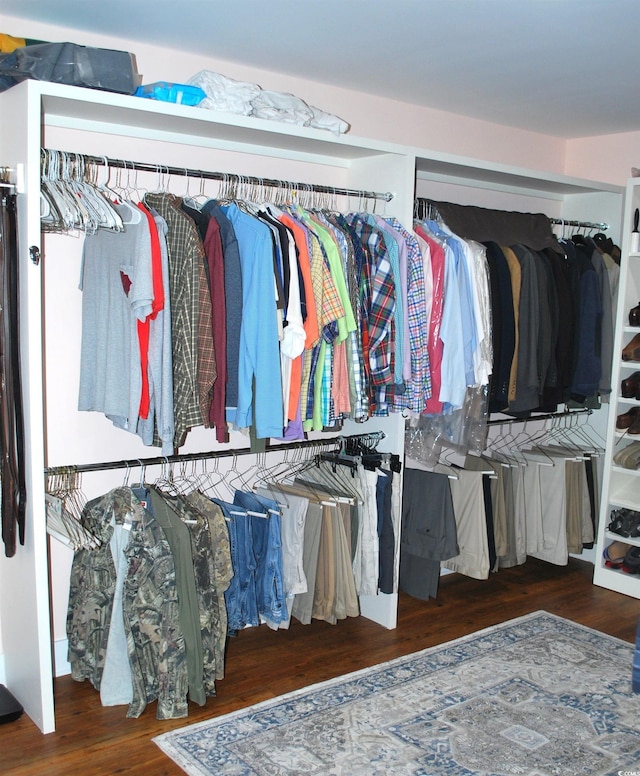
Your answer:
[144,193,210,448]
[295,211,345,427]
[189,209,217,429]
[333,215,369,420]
[321,341,334,427]
[384,217,431,413]
[303,233,327,424]
[295,210,345,341]
[348,215,395,416]
[369,216,404,390]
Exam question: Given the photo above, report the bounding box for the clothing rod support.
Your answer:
[43,431,386,477]
[42,148,394,204]
[486,408,591,426]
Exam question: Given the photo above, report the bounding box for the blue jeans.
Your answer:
[233,490,286,625]
[214,498,259,632]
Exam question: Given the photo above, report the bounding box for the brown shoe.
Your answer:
[617,406,640,429]
[631,303,640,327]
[622,333,640,361]
[621,371,640,397]
[629,415,640,435]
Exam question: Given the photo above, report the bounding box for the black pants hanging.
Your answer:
[0,191,26,557]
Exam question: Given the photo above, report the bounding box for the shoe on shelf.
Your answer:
[617,406,640,429]
[630,415,640,436]
[604,541,633,568]
[613,441,640,468]
[623,546,640,574]
[623,333,640,362]
[630,303,640,327]
[608,508,640,537]
[621,371,640,398]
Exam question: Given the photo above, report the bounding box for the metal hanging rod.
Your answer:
[486,408,591,426]
[41,148,394,204]
[43,431,386,477]
[413,197,608,232]
[548,217,609,231]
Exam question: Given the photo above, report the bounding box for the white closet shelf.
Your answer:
[611,466,640,477]
[34,81,626,200]
[609,495,640,511]
[37,81,407,166]
[413,152,623,199]
[604,532,640,550]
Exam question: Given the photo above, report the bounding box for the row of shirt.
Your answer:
[413,222,618,419]
[78,193,616,455]
[79,194,433,451]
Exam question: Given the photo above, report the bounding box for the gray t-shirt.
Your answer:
[78,202,154,430]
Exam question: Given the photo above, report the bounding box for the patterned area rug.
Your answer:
[153,611,640,775]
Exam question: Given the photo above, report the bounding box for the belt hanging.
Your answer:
[0,190,26,557]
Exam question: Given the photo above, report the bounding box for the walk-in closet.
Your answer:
[2,3,637,743]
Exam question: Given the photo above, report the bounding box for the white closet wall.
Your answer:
[0,79,623,734]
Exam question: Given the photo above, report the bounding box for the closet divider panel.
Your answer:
[0,83,55,733]
[344,412,405,629]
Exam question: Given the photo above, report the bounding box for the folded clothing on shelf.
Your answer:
[187,69,350,135]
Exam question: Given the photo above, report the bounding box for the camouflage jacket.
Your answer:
[66,487,188,719]
[149,489,233,693]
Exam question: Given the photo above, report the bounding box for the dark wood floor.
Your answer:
[2,557,639,775]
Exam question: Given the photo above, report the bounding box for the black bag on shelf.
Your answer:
[0,41,141,94]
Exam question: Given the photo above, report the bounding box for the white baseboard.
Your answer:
[573,546,596,565]
[54,639,70,678]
